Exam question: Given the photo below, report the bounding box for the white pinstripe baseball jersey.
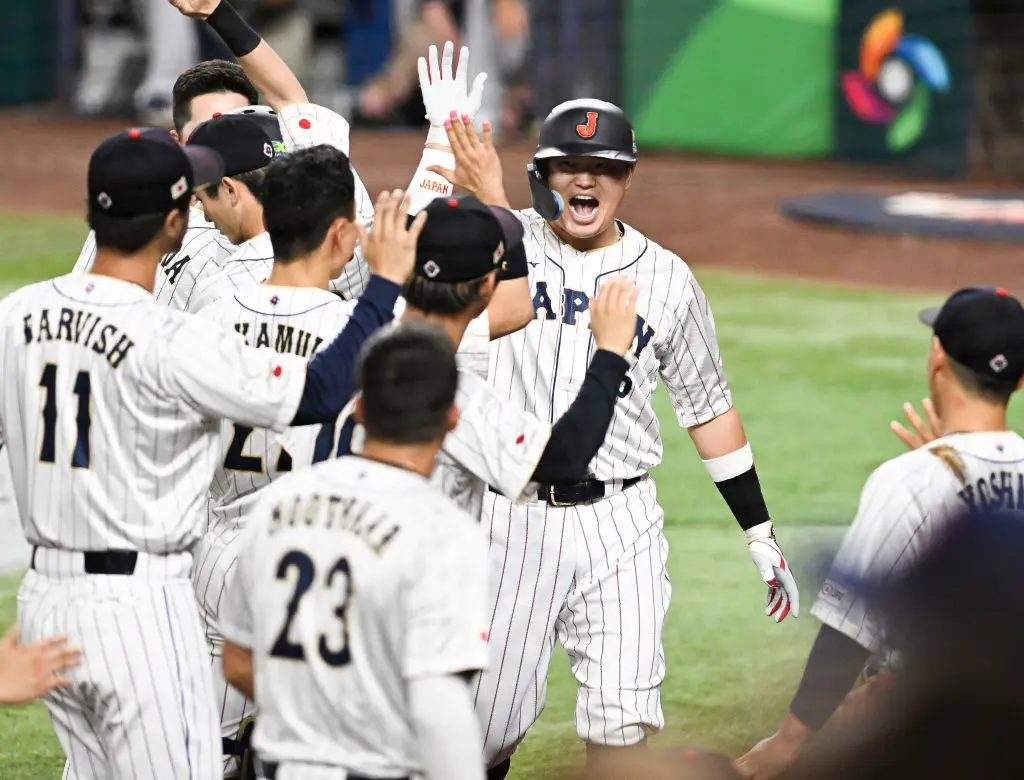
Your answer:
[188,232,275,314]
[198,285,357,533]
[489,209,733,480]
[812,431,1024,655]
[0,274,307,554]
[220,457,490,775]
[338,365,550,518]
[72,206,237,309]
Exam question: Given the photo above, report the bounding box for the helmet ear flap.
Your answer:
[527,163,563,221]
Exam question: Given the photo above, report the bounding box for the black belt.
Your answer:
[31,547,138,575]
[257,760,408,780]
[537,475,644,507]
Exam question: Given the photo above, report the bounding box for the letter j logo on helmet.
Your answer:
[576,111,598,139]
[841,8,950,152]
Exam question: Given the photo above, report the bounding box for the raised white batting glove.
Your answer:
[278,103,351,155]
[746,521,800,623]
[417,40,487,145]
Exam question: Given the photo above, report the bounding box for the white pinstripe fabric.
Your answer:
[72,207,237,310]
[478,209,731,753]
[812,431,1024,660]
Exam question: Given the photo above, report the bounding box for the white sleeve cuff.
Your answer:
[406,146,456,215]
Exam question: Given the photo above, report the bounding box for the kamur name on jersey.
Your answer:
[22,307,135,369]
[531,281,655,359]
[268,490,400,555]
[233,321,325,358]
[957,470,1024,513]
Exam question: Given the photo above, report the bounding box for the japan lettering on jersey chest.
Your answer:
[489,209,732,481]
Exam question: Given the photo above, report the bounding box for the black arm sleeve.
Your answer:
[531,350,628,483]
[291,276,400,425]
[714,465,771,531]
[789,625,872,731]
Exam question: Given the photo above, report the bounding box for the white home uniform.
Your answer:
[0,274,310,780]
[191,284,355,766]
[478,209,733,757]
[192,286,494,768]
[813,431,1024,660]
[220,457,490,778]
[337,364,550,518]
[72,206,237,308]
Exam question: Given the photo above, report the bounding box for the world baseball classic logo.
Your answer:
[841,8,950,152]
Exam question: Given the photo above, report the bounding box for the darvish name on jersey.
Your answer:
[490,209,733,481]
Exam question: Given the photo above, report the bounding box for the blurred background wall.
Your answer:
[4,0,1024,182]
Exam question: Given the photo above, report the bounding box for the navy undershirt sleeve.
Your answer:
[291,276,401,425]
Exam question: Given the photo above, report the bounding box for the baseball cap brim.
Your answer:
[181,145,225,190]
[918,307,941,327]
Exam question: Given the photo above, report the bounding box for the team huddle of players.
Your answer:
[2,2,1023,779]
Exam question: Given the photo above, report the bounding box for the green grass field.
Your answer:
[1,213,1018,778]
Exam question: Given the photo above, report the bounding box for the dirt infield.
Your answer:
[3,109,1023,294]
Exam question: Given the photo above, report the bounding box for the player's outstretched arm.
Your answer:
[428,113,511,209]
[531,278,638,482]
[690,409,800,622]
[409,675,486,780]
[0,625,80,705]
[165,0,307,110]
[734,625,874,779]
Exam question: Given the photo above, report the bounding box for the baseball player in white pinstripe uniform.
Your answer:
[6,128,412,780]
[735,286,1024,780]
[336,194,642,526]
[433,104,800,776]
[191,148,425,776]
[219,322,491,780]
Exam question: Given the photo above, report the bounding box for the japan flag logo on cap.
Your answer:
[423,260,441,278]
[492,240,505,266]
[170,176,188,200]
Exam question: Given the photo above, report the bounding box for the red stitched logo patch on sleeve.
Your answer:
[272,366,282,377]
[515,434,525,444]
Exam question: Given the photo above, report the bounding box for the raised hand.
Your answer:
[590,277,640,356]
[427,114,509,207]
[890,399,940,450]
[165,0,220,19]
[418,41,488,130]
[355,190,428,286]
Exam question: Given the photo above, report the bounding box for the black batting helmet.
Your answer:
[226,105,286,156]
[527,99,637,220]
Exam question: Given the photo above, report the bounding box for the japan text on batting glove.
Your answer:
[746,521,800,623]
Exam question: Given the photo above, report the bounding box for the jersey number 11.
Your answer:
[38,363,92,469]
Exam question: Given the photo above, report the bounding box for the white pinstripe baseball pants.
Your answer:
[474,477,670,761]
[18,549,222,780]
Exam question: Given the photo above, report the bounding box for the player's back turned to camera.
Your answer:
[735,286,1024,780]
[220,323,490,780]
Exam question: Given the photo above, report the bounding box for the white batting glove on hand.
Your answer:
[418,41,487,145]
[746,521,799,623]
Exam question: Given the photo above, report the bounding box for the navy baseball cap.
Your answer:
[415,195,524,283]
[224,105,286,155]
[186,114,275,178]
[88,127,224,218]
[919,286,1024,386]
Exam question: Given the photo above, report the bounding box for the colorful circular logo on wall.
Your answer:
[841,8,951,152]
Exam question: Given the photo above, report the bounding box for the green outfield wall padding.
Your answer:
[0,0,57,104]
[626,0,837,158]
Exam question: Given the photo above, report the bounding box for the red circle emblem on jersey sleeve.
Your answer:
[298,118,312,129]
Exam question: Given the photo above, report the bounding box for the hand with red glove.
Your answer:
[746,521,799,623]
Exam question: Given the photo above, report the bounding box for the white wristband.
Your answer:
[744,520,774,542]
[426,124,450,146]
[702,441,753,482]
[406,146,455,216]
